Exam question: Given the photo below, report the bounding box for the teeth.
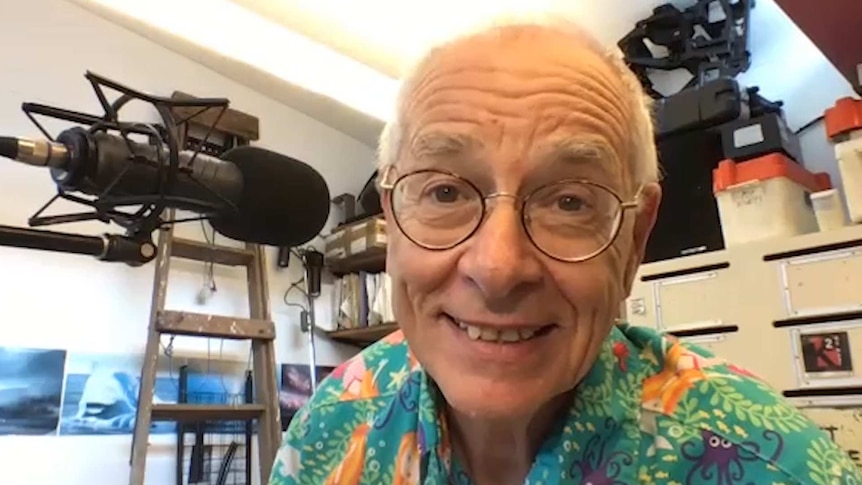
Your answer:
[500,330,521,342]
[456,320,541,343]
[480,328,499,341]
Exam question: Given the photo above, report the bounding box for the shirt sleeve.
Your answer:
[643,406,862,485]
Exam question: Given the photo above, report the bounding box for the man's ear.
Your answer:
[622,182,662,296]
[380,186,393,221]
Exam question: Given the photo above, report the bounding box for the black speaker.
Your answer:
[645,127,727,264]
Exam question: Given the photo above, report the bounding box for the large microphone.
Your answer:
[0,129,331,247]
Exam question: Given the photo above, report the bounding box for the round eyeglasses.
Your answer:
[380,168,642,263]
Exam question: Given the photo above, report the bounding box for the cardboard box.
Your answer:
[324,217,387,262]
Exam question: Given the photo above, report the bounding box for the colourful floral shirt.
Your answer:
[269,324,861,484]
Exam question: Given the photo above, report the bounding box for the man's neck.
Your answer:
[446,391,573,485]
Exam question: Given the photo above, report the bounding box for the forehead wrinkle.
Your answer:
[410,62,626,110]
[406,99,628,182]
[404,65,630,150]
[408,80,629,148]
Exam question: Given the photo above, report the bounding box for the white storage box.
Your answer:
[712,154,831,247]
[810,188,848,231]
[835,134,862,224]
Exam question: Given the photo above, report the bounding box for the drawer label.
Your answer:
[801,331,854,373]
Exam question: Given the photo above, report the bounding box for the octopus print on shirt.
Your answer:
[269,324,862,485]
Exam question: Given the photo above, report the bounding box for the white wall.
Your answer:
[0,0,373,483]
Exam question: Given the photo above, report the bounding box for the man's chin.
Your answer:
[436,376,553,421]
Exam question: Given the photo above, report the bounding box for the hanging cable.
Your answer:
[196,219,218,304]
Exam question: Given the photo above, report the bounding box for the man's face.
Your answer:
[383,29,660,420]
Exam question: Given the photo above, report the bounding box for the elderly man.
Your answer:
[269,22,861,485]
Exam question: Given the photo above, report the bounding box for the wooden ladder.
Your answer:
[128,212,281,485]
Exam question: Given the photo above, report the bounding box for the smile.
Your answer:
[443,314,556,344]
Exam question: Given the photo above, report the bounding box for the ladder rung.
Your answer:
[157,310,275,340]
[151,403,265,422]
[171,237,255,266]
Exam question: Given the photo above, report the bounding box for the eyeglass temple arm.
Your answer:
[378,165,396,190]
[618,186,646,212]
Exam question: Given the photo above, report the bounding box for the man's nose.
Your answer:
[457,197,543,304]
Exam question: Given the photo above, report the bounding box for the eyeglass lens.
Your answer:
[391,171,624,260]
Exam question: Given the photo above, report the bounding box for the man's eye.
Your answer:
[557,195,586,212]
[428,184,461,203]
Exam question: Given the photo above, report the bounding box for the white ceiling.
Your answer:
[228,0,672,78]
[67,0,854,148]
[68,0,674,146]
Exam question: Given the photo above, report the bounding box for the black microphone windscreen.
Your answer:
[0,137,19,160]
[211,146,331,246]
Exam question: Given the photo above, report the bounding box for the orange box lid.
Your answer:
[713,153,832,194]
[825,97,862,139]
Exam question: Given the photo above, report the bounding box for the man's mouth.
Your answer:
[442,313,556,343]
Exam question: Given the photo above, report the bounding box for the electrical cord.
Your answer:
[199,219,217,298]
[283,275,308,311]
[281,248,311,311]
[795,115,825,135]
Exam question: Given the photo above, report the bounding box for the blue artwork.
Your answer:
[0,346,66,436]
[59,352,178,435]
[181,359,249,434]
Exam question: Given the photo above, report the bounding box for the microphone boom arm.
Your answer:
[0,224,156,265]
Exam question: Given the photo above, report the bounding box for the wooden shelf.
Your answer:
[327,246,386,276]
[325,323,398,345]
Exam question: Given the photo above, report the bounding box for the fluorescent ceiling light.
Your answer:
[86,0,400,121]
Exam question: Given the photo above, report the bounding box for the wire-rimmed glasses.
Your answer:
[379,168,642,263]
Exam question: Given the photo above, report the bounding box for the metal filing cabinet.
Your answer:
[628,224,862,462]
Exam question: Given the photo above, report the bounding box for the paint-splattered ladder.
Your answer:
[128,212,281,485]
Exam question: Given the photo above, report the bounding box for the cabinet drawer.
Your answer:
[780,247,862,316]
[649,264,736,332]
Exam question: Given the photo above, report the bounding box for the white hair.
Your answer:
[376,18,660,192]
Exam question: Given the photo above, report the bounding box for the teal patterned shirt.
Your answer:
[269,324,861,484]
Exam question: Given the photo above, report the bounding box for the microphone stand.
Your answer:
[301,261,319,390]
[0,224,156,265]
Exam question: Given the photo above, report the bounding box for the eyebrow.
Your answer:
[547,138,610,162]
[542,138,617,180]
[408,131,482,159]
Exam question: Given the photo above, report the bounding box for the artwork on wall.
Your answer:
[278,363,336,431]
[59,352,178,435]
[180,358,250,434]
[0,345,346,438]
[0,346,66,436]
